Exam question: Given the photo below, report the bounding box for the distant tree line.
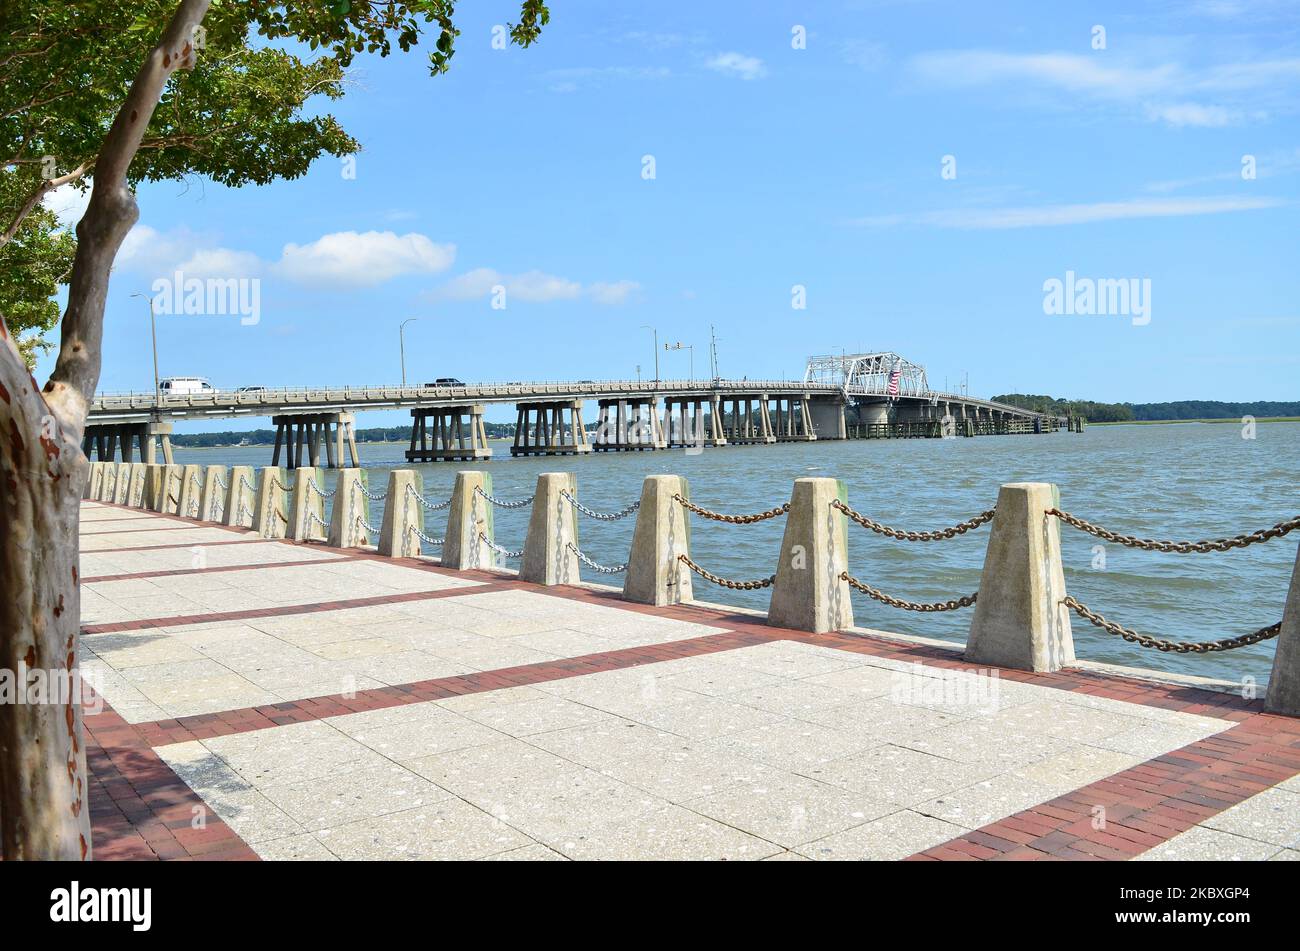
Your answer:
[992,395,1300,422]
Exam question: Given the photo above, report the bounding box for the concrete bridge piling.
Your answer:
[271,412,359,469]
[406,405,492,463]
[512,400,592,457]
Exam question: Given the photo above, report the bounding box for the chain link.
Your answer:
[1062,595,1280,653]
[308,476,337,499]
[356,514,381,535]
[407,524,445,546]
[1049,509,1300,554]
[306,510,329,539]
[356,484,387,502]
[215,473,229,491]
[841,571,977,612]
[239,475,256,493]
[560,490,640,521]
[479,533,524,558]
[832,499,996,541]
[238,502,256,524]
[677,553,774,590]
[567,542,627,573]
[406,484,452,510]
[672,494,789,524]
[474,486,534,509]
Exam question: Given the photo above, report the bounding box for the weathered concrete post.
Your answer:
[519,473,581,586]
[767,478,853,633]
[224,465,257,528]
[253,467,290,538]
[965,482,1075,672]
[623,475,693,606]
[1265,545,1300,716]
[442,471,495,570]
[200,465,228,522]
[114,462,133,504]
[85,462,104,501]
[287,467,326,541]
[333,469,376,550]
[144,464,166,512]
[126,462,148,508]
[178,463,203,519]
[376,470,423,556]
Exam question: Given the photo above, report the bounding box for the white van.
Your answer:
[159,377,215,395]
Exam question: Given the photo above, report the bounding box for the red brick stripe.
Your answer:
[81,537,276,554]
[130,627,782,746]
[83,555,362,585]
[85,694,258,861]
[906,712,1300,861]
[81,581,512,634]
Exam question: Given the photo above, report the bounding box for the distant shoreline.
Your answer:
[1091,416,1300,426]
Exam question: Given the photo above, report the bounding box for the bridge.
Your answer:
[84,352,1074,467]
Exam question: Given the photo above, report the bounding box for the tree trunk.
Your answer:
[0,0,211,860]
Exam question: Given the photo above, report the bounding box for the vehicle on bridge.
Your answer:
[159,376,215,395]
[424,378,465,387]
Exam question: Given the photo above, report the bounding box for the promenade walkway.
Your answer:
[79,501,1300,861]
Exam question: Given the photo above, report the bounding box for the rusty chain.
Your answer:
[1062,596,1280,653]
[1049,509,1300,554]
[832,499,996,541]
[677,553,774,590]
[841,571,978,612]
[672,493,789,524]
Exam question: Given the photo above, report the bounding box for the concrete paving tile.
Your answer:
[343,709,506,760]
[683,772,895,848]
[598,744,779,802]
[204,721,389,787]
[797,695,967,743]
[632,696,789,741]
[1201,787,1300,848]
[545,804,783,861]
[1012,745,1143,794]
[797,809,968,860]
[524,719,691,769]
[435,685,550,713]
[458,695,613,737]
[260,761,452,831]
[479,844,568,861]
[915,774,1061,829]
[711,641,871,679]
[900,718,1076,769]
[1268,849,1300,861]
[1136,825,1280,861]
[316,800,532,860]
[345,650,478,685]
[255,833,340,861]
[805,744,999,806]
[708,719,880,772]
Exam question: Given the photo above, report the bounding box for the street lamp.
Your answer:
[640,325,658,387]
[130,292,161,405]
[400,317,420,386]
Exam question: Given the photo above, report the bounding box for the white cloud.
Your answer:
[705,52,767,81]
[275,231,455,286]
[43,184,92,228]
[908,49,1300,126]
[432,269,638,305]
[850,195,1287,230]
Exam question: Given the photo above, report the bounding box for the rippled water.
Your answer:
[172,422,1300,685]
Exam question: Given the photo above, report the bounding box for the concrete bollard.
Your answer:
[442,471,495,570]
[92,462,111,502]
[965,482,1075,672]
[160,464,184,514]
[1265,545,1300,716]
[224,465,257,528]
[287,467,325,541]
[520,473,581,586]
[201,465,228,522]
[623,475,694,606]
[253,467,290,538]
[330,468,376,549]
[127,463,148,508]
[767,477,854,633]
[85,462,104,501]
[376,470,422,556]
[111,462,131,504]
[144,464,166,512]
[178,464,203,518]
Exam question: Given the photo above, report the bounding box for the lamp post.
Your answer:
[400,317,419,386]
[130,292,161,405]
[641,325,658,387]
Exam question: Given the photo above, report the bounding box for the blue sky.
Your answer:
[44,0,1300,429]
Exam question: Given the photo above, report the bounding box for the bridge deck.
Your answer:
[80,502,1300,861]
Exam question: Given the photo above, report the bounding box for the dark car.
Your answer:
[424,378,466,387]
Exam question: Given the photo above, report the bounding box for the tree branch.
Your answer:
[43,0,213,425]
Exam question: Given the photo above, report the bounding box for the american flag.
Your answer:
[886,366,902,397]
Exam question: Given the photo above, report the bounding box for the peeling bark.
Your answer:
[0,0,211,861]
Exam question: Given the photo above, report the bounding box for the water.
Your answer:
[172,423,1300,685]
